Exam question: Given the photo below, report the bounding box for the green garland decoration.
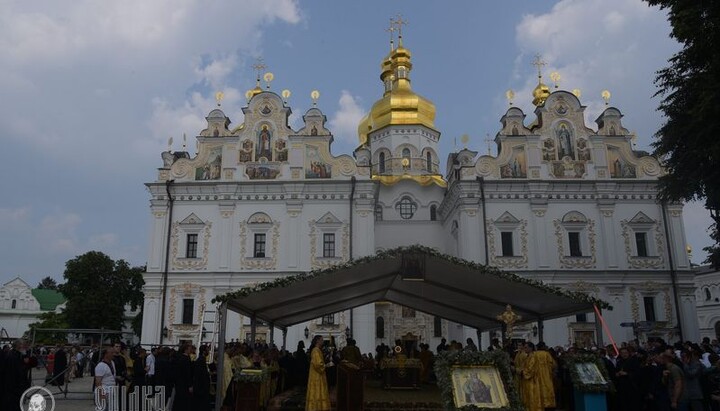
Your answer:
[232,368,270,383]
[212,245,610,309]
[434,350,525,411]
[561,353,613,393]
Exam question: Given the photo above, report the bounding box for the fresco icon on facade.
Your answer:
[305,145,331,178]
[500,147,527,178]
[195,147,222,180]
[608,147,637,178]
[257,125,273,161]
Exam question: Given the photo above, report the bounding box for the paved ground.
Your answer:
[29,369,97,411]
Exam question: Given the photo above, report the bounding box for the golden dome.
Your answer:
[532,81,551,106]
[358,44,437,146]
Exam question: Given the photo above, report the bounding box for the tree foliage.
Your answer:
[37,276,59,290]
[27,311,69,344]
[58,251,145,331]
[646,0,720,267]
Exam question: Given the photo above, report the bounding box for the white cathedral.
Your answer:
[140,34,698,354]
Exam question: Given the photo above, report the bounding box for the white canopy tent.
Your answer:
[211,245,608,409]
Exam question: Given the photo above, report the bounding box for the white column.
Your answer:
[218,204,235,270]
[531,207,549,268]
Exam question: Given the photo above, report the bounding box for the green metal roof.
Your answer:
[31,289,66,311]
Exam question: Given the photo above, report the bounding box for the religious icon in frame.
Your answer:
[451,366,509,408]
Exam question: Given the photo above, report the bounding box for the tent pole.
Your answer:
[476,329,482,350]
[269,322,275,347]
[537,319,544,343]
[250,314,257,346]
[214,302,227,411]
[282,328,287,351]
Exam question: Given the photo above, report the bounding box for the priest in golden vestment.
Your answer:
[514,344,528,400]
[306,335,331,411]
[521,342,543,411]
[534,342,557,409]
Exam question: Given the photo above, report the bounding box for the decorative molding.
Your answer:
[629,282,672,324]
[309,219,350,269]
[532,209,546,217]
[553,219,597,269]
[487,218,529,269]
[239,221,280,270]
[153,211,167,218]
[601,210,614,218]
[621,220,665,269]
[168,282,206,327]
[170,222,211,270]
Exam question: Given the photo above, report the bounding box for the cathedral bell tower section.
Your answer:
[354,21,445,188]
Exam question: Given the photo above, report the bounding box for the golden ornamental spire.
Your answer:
[531,54,551,106]
[357,16,437,147]
[249,58,266,97]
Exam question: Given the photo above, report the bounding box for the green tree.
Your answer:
[27,311,69,344]
[37,276,60,290]
[58,251,145,332]
[646,0,720,267]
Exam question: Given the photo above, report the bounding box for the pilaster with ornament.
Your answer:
[599,207,618,268]
[487,219,529,269]
[621,220,666,269]
[239,221,280,270]
[218,205,235,269]
[531,208,549,268]
[554,219,597,269]
[171,222,212,270]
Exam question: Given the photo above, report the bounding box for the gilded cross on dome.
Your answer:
[252,58,267,82]
[385,19,396,51]
[392,14,408,45]
[496,304,522,339]
[532,54,547,77]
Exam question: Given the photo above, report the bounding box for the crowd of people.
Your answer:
[2,335,720,411]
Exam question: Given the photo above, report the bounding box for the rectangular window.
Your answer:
[635,232,648,257]
[501,232,514,256]
[569,232,582,257]
[186,234,198,258]
[182,299,194,325]
[576,313,587,322]
[644,296,656,322]
[254,233,266,258]
[323,233,335,258]
[322,314,335,325]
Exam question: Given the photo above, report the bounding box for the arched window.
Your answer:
[426,151,432,171]
[706,288,712,301]
[379,152,386,174]
[430,205,437,221]
[402,148,411,159]
[11,299,17,309]
[376,316,385,339]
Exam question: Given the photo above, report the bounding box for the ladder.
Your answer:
[197,303,221,360]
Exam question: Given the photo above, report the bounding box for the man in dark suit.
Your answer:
[192,345,211,411]
[174,343,194,411]
[54,345,68,386]
[1,340,31,411]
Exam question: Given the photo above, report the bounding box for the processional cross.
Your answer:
[496,304,522,340]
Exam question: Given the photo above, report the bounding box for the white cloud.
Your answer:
[511,0,678,148]
[328,90,365,145]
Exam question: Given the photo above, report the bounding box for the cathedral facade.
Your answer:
[140,37,698,354]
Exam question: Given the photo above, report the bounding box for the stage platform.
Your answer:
[268,380,443,411]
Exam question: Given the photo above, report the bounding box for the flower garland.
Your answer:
[434,350,524,411]
[212,245,610,309]
[561,353,613,393]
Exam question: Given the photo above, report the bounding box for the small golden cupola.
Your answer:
[531,54,551,106]
[357,22,437,147]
